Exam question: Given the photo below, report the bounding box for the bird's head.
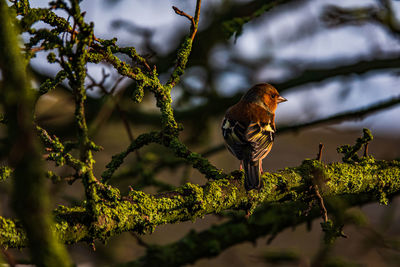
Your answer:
[242,83,287,112]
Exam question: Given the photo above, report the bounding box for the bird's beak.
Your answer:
[277,96,287,103]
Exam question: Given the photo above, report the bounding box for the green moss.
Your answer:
[0,166,12,181]
[131,82,145,103]
[0,158,399,249]
[46,171,61,183]
[222,17,247,39]
[165,37,193,90]
[38,70,67,95]
[47,52,56,63]
[0,216,27,248]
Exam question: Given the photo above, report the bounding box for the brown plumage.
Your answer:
[221,83,287,190]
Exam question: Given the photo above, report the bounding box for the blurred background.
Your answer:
[2,0,400,266]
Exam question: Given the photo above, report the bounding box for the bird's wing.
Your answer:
[222,118,275,161]
[245,121,275,161]
[222,118,247,160]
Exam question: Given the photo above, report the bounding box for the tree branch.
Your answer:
[0,1,71,265]
[1,158,399,248]
[122,193,385,267]
[278,95,400,133]
[278,56,400,91]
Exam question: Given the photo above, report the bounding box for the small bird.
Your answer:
[221,83,287,190]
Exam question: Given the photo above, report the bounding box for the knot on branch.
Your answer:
[337,128,373,163]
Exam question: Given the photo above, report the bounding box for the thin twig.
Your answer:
[1,249,16,267]
[364,142,369,157]
[131,233,150,248]
[314,185,328,223]
[191,0,202,40]
[314,143,328,223]
[172,0,202,40]
[87,72,135,143]
[172,6,195,25]
[317,143,324,161]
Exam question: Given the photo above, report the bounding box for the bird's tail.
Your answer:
[243,160,260,191]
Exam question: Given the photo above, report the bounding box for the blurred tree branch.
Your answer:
[118,55,400,127]
[278,95,400,132]
[321,1,400,37]
[0,0,71,266]
[137,94,400,162]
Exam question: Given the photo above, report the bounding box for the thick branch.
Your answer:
[123,193,382,267]
[1,158,399,248]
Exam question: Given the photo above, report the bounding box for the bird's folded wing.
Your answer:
[222,118,275,161]
[245,122,275,161]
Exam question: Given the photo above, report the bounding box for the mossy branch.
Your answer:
[1,158,399,249]
[122,193,382,267]
[36,125,86,171]
[101,133,226,183]
[337,128,373,163]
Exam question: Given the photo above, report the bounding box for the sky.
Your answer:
[28,0,400,136]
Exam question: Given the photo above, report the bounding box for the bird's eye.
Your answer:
[271,94,276,99]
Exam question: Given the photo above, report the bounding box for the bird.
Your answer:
[221,83,287,190]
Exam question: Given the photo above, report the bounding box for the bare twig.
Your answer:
[172,6,195,26]
[314,143,328,223]
[87,72,135,143]
[172,0,202,40]
[317,143,324,161]
[1,249,16,267]
[131,233,150,248]
[363,142,369,157]
[314,185,328,223]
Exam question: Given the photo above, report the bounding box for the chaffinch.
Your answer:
[221,83,287,190]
